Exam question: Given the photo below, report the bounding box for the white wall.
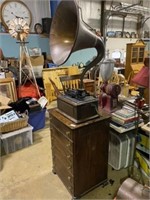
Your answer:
[106,38,138,63]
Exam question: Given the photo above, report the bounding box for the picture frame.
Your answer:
[0,78,17,102]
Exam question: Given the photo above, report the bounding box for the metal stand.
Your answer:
[18,41,41,98]
[124,101,145,185]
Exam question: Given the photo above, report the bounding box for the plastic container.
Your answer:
[108,130,128,170]
[108,130,136,170]
[48,63,57,68]
[28,109,46,131]
[1,125,33,154]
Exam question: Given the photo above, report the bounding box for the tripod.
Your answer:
[18,41,41,98]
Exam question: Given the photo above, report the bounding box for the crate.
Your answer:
[28,109,46,131]
[108,130,135,170]
[1,125,33,154]
[108,130,128,170]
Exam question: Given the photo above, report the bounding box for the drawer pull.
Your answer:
[67,166,71,170]
[68,176,71,181]
[66,143,71,148]
[66,131,70,136]
[67,186,72,191]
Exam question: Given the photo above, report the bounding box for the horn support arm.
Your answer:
[79,38,105,88]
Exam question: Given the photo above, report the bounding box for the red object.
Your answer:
[18,83,40,99]
[131,66,149,88]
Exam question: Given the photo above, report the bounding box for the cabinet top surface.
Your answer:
[127,41,146,47]
[49,108,110,129]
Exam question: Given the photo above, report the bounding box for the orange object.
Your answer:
[18,83,40,99]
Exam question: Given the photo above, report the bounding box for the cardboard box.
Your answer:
[30,55,44,66]
[5,72,14,78]
[0,95,11,110]
[139,132,150,150]
[33,65,43,78]
[135,150,150,177]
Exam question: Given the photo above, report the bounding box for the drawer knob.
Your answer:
[67,186,72,191]
[66,131,70,136]
[68,176,71,180]
[67,166,71,170]
[66,143,71,148]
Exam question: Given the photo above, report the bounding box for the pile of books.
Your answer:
[110,106,144,133]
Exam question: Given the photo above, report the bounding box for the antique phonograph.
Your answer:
[49,0,105,123]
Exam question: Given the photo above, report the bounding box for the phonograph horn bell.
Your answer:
[49,0,105,88]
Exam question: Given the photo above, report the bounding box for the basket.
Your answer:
[0,115,28,134]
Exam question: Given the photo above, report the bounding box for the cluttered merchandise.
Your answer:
[0,93,47,154]
[0,0,150,199]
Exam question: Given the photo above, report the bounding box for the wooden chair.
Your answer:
[59,74,81,93]
[49,78,62,97]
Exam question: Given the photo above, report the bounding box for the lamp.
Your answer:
[131,57,149,108]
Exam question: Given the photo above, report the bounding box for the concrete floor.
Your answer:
[0,101,148,199]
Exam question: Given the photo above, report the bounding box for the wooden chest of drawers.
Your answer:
[49,108,110,198]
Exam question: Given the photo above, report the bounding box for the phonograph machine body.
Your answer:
[49,0,105,123]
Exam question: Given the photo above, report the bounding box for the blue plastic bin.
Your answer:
[28,109,46,131]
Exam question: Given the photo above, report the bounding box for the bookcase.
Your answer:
[125,40,146,80]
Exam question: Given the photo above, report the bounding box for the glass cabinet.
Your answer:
[125,40,146,79]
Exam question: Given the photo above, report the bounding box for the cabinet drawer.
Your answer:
[53,148,73,175]
[52,143,73,164]
[50,116,73,140]
[53,156,74,195]
[51,126,73,154]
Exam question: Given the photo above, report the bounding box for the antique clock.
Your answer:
[1,0,32,30]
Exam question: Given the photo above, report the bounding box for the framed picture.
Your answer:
[0,78,17,102]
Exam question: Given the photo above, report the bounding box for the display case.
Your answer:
[125,40,146,80]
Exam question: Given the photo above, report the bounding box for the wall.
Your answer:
[0,0,149,64]
[0,33,50,58]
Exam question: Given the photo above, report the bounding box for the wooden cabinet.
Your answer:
[83,79,95,94]
[49,109,110,199]
[125,40,146,80]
